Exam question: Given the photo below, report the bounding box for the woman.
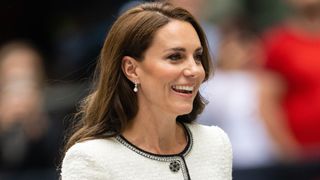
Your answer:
[61,2,232,180]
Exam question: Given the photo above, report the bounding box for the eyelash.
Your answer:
[167,53,203,63]
[167,53,182,61]
[194,53,203,63]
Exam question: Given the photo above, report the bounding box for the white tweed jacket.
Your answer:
[61,123,232,180]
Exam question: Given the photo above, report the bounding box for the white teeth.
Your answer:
[172,85,194,91]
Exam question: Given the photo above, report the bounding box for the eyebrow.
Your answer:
[163,47,203,53]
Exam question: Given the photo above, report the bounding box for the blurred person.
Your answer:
[0,41,58,180]
[197,19,299,179]
[61,2,232,180]
[262,0,320,178]
[263,0,320,161]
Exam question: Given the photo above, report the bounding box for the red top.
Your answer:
[263,25,320,154]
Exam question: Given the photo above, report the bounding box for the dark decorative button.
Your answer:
[169,160,180,172]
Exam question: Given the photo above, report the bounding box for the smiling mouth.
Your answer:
[172,85,194,94]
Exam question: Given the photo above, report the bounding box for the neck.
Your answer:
[123,105,187,155]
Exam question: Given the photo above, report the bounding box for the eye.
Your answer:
[194,53,203,64]
[167,53,182,61]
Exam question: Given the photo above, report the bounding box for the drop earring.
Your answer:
[133,82,138,93]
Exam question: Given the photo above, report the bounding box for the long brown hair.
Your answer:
[64,2,213,152]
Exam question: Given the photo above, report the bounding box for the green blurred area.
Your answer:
[203,0,290,31]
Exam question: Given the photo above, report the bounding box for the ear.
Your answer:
[121,56,139,83]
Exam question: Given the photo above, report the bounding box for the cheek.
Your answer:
[137,65,166,91]
[141,63,181,81]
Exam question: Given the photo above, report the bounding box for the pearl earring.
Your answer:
[133,82,138,93]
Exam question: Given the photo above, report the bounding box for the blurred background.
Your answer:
[0,0,319,179]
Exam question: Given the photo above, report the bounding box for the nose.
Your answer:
[183,57,204,78]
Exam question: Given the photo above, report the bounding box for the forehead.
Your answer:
[151,20,201,50]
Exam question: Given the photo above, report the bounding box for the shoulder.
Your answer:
[63,138,120,163]
[62,138,121,163]
[61,138,118,180]
[186,123,231,151]
[66,138,119,155]
[186,122,229,140]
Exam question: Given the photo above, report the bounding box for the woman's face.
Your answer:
[136,20,205,116]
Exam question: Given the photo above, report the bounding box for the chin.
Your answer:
[176,105,193,115]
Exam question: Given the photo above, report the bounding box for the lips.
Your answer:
[172,85,194,94]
